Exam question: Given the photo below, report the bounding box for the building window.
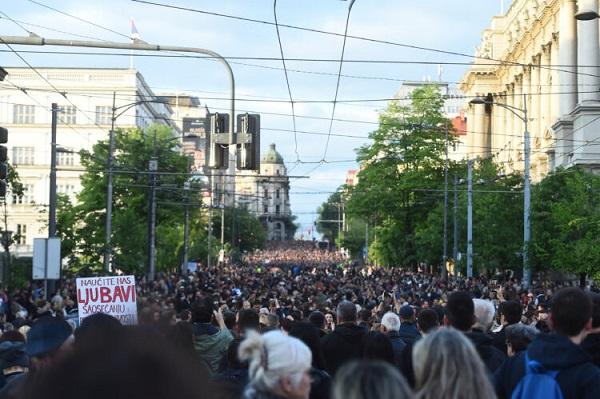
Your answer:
[57,150,76,166]
[263,205,268,214]
[59,105,76,125]
[276,189,280,199]
[15,224,27,245]
[12,147,34,165]
[57,184,75,196]
[96,106,112,125]
[263,188,268,198]
[13,105,35,124]
[276,205,280,215]
[12,184,34,205]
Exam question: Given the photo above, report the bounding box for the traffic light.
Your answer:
[236,113,260,170]
[206,113,229,169]
[0,127,7,198]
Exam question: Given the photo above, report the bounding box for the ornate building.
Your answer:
[235,143,292,241]
[461,0,600,181]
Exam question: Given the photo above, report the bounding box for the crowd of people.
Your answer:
[0,241,598,398]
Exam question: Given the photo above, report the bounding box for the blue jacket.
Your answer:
[494,333,600,399]
[386,330,406,368]
[398,323,420,346]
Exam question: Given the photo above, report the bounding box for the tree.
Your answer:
[212,206,266,258]
[57,124,208,275]
[316,190,343,244]
[346,85,455,267]
[531,167,600,282]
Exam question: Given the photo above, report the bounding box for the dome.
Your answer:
[262,143,284,164]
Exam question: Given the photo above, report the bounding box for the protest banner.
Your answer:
[76,275,138,325]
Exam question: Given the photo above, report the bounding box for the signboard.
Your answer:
[76,276,138,325]
[186,262,198,273]
[32,238,61,280]
[182,117,206,137]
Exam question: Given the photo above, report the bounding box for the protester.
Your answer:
[581,292,600,367]
[332,360,413,399]
[473,298,496,333]
[492,300,522,353]
[400,308,439,387]
[239,330,312,399]
[21,327,212,399]
[363,332,395,365]
[494,287,600,399]
[192,300,233,373]
[445,291,506,373]
[503,323,538,357]
[413,328,497,399]
[0,333,27,390]
[379,311,405,367]
[321,301,367,375]
[0,316,73,399]
[289,322,331,399]
[398,306,420,346]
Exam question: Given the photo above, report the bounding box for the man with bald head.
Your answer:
[321,300,367,375]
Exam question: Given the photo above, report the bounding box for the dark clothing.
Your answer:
[321,323,367,375]
[213,367,248,397]
[466,330,507,373]
[309,367,331,399]
[399,340,416,388]
[0,373,26,399]
[492,325,509,354]
[581,333,600,368]
[398,322,420,346]
[386,330,407,368]
[193,323,233,373]
[494,334,600,399]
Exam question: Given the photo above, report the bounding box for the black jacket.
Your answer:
[398,323,420,346]
[581,332,600,368]
[386,330,406,368]
[466,330,507,373]
[494,334,600,399]
[321,323,366,375]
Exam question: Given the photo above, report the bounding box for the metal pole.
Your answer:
[220,173,225,264]
[523,93,531,289]
[442,123,449,279]
[147,157,157,281]
[467,160,473,278]
[452,174,458,273]
[48,103,58,297]
[104,91,116,273]
[207,174,213,269]
[2,201,11,283]
[182,181,190,274]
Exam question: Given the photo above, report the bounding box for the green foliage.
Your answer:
[316,190,342,243]
[56,124,208,276]
[346,85,455,267]
[211,206,266,257]
[531,168,600,277]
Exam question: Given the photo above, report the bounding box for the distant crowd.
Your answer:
[0,241,598,398]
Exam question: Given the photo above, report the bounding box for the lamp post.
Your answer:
[470,94,530,288]
[104,95,171,273]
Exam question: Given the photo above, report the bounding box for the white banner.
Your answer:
[76,276,137,325]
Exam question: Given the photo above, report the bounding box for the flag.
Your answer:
[131,19,140,40]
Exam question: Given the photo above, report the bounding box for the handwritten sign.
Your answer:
[76,276,137,325]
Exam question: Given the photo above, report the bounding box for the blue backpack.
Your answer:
[511,353,564,399]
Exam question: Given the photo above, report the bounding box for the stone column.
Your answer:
[531,55,541,146]
[558,0,578,113]
[577,0,600,102]
[550,37,561,122]
[467,102,476,156]
[473,101,486,158]
[540,45,551,141]
[506,83,515,159]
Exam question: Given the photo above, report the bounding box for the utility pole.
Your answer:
[47,103,58,297]
[452,174,458,273]
[467,160,473,278]
[104,91,116,273]
[220,173,225,264]
[442,122,449,279]
[522,93,531,289]
[182,181,190,274]
[207,174,213,269]
[147,156,157,281]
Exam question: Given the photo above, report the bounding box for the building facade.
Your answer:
[235,144,291,241]
[0,67,174,256]
[462,0,600,180]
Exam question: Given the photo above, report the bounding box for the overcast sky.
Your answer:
[2,0,510,236]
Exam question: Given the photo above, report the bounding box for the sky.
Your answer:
[1,0,510,237]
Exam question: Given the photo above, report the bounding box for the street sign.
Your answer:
[32,238,61,280]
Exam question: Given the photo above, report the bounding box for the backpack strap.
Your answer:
[525,352,560,379]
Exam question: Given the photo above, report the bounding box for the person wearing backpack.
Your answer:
[494,287,600,399]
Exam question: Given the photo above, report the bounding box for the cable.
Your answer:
[273,0,300,163]
[130,0,599,80]
[322,0,355,162]
[26,0,131,40]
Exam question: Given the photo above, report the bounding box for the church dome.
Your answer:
[262,143,284,164]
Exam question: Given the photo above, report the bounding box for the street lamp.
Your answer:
[470,94,531,288]
[104,94,170,273]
